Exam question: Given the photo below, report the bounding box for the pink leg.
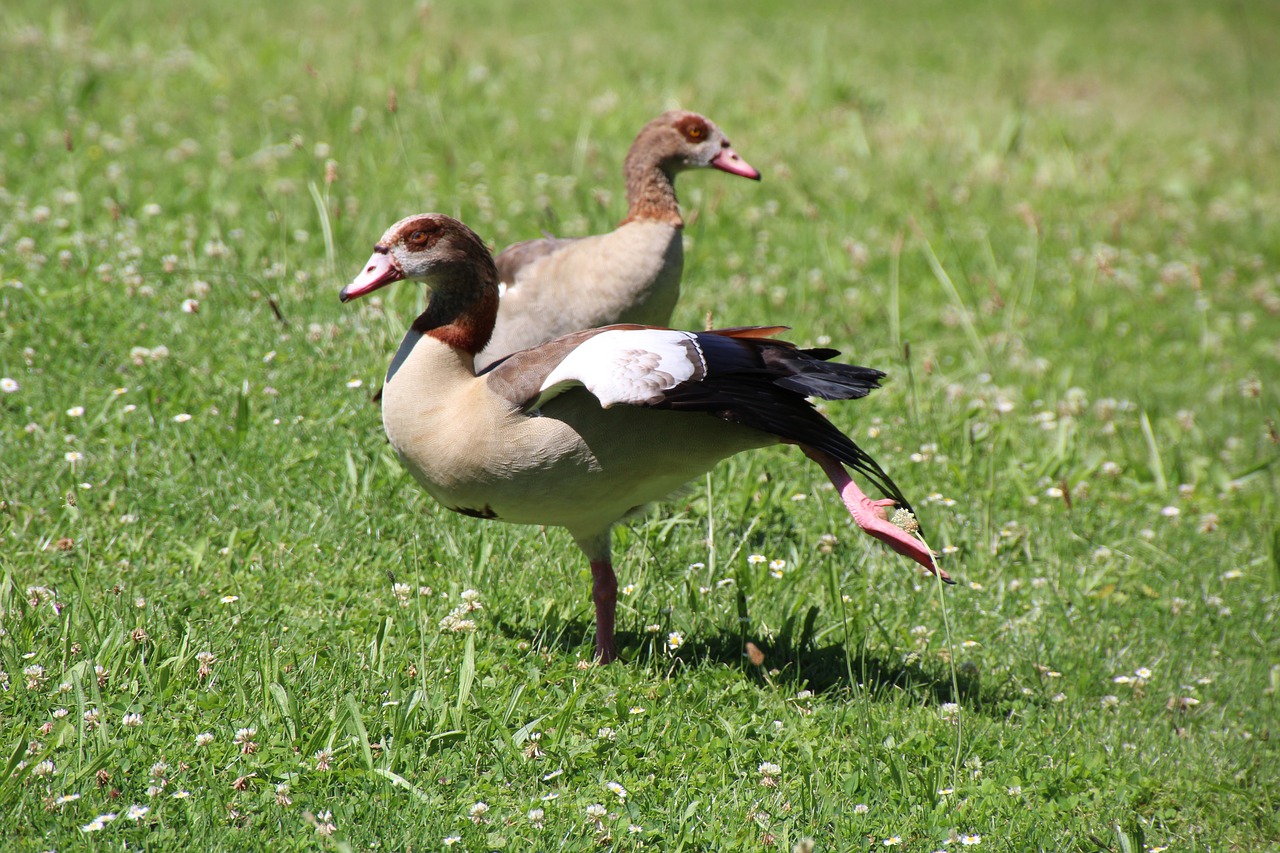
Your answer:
[803,447,951,582]
[590,560,619,663]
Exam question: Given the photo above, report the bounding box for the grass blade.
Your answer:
[343,693,375,771]
[915,224,989,361]
[1140,411,1168,493]
[455,633,476,713]
[308,180,336,279]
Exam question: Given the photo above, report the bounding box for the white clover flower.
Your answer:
[890,508,919,533]
[23,663,45,689]
[853,803,869,814]
[439,613,477,633]
[122,712,142,727]
[195,732,214,747]
[586,803,607,819]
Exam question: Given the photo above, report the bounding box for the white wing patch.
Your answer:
[536,329,706,409]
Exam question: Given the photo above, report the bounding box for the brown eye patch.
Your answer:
[675,115,709,143]
[405,221,441,247]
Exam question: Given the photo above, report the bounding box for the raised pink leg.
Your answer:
[590,560,619,663]
[803,447,951,582]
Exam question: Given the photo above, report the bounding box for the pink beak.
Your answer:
[710,146,761,180]
[340,250,404,302]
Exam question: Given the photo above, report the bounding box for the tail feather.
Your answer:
[655,330,917,520]
[655,376,916,519]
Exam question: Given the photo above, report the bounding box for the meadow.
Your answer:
[1,0,1278,849]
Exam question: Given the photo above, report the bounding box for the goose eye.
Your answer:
[687,126,704,140]
[409,230,428,244]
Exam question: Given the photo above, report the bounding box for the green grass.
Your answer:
[2,0,1279,849]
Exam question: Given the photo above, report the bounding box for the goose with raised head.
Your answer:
[477,110,761,370]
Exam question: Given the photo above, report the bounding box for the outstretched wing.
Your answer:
[484,325,913,512]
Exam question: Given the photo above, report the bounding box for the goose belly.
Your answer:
[390,391,770,532]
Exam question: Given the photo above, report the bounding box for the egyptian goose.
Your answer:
[475,110,761,370]
[342,214,950,663]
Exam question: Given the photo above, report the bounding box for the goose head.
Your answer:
[340,214,496,303]
[631,110,761,180]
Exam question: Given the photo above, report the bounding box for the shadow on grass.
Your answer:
[496,611,1025,718]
